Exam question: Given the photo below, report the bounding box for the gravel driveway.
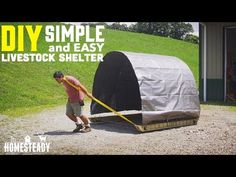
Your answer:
[0,104,235,155]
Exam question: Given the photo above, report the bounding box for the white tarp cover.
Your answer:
[122,51,200,124]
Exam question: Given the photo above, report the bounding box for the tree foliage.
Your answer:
[184,34,199,44]
[130,22,194,40]
[83,22,197,43]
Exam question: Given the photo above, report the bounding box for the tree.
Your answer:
[130,22,169,36]
[129,22,150,33]
[184,34,199,44]
[130,22,194,40]
[168,22,193,40]
[105,22,130,31]
[81,22,109,28]
[152,22,169,37]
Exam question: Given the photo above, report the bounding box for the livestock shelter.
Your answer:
[90,51,200,131]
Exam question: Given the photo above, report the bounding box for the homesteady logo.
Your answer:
[4,135,50,153]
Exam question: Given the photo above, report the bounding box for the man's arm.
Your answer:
[76,82,93,99]
[63,76,93,99]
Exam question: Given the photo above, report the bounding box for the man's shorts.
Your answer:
[66,101,83,117]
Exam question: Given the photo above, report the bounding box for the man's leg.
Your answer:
[66,113,82,123]
[66,101,84,132]
[79,115,90,125]
[79,106,91,133]
[71,102,91,133]
[79,115,91,133]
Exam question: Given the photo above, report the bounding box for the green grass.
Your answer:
[228,106,236,112]
[201,101,236,112]
[0,22,199,117]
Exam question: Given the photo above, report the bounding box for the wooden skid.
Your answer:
[139,118,198,132]
[90,114,198,133]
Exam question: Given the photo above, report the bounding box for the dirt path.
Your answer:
[0,104,236,155]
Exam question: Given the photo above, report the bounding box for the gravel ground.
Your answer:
[0,104,235,155]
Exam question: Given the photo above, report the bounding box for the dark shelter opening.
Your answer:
[91,51,141,114]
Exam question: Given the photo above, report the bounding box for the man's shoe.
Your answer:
[73,124,84,133]
[80,126,91,133]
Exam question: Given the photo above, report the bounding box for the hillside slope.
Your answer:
[0,23,199,116]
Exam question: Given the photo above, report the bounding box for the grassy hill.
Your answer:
[0,23,199,117]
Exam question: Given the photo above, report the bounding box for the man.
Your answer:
[53,71,92,133]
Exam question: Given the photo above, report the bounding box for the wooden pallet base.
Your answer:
[90,114,198,133]
[139,118,198,132]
